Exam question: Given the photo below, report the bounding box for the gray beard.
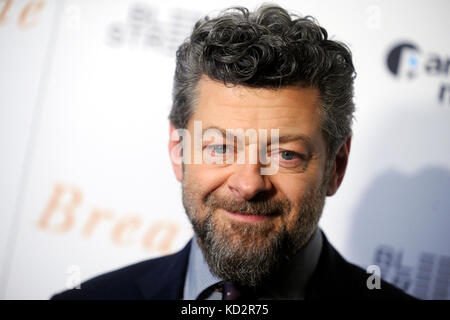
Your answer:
[182,182,327,288]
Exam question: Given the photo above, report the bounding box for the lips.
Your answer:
[223,209,270,222]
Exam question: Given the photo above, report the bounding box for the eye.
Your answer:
[211,145,227,155]
[280,150,298,161]
[272,149,309,170]
[203,144,234,164]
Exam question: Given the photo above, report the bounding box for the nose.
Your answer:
[227,164,273,200]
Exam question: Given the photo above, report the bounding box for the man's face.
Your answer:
[173,76,333,287]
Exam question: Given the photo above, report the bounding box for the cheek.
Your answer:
[271,174,311,201]
[184,164,230,199]
[271,175,318,225]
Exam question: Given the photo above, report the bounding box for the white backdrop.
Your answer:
[1,0,449,299]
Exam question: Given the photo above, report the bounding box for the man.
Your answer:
[52,5,414,300]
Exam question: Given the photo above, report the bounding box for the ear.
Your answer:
[326,135,352,196]
[169,122,183,182]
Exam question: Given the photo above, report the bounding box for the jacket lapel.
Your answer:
[136,239,192,299]
[305,231,342,300]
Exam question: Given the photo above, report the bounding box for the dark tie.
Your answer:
[222,281,243,300]
[222,281,258,300]
[197,281,256,300]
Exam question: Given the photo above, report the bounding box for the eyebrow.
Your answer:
[202,126,313,148]
[277,134,313,148]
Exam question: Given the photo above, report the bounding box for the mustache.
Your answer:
[204,193,290,216]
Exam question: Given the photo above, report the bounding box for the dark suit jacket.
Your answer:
[51,232,415,300]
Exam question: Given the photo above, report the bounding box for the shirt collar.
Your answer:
[183,235,222,300]
[183,227,323,300]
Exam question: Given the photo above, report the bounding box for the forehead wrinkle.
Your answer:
[196,77,320,118]
[227,108,303,123]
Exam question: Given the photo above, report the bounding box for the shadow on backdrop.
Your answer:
[346,167,450,299]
